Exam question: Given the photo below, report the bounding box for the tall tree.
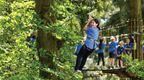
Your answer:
[128,0,143,60]
[35,0,64,79]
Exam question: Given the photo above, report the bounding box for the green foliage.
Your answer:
[0,0,83,79]
[45,16,81,41]
[40,44,83,80]
[71,0,116,25]
[122,54,144,78]
[0,1,40,79]
[0,0,7,15]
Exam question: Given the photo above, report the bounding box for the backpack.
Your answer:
[74,43,83,56]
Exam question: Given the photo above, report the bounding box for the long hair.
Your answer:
[94,19,100,30]
[99,38,103,49]
[129,34,134,43]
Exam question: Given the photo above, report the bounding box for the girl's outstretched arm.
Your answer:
[83,15,93,30]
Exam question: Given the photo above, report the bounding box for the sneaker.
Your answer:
[75,70,81,73]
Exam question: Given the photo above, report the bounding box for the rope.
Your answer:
[100,19,144,37]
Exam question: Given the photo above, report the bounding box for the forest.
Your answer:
[0,0,144,80]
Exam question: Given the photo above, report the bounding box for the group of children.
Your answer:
[96,34,136,69]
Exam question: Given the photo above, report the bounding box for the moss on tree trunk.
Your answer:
[35,0,64,79]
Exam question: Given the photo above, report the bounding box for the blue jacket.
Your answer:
[85,27,100,49]
[96,43,106,53]
[117,46,125,55]
[108,41,117,53]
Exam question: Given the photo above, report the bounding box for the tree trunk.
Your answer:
[142,0,144,21]
[35,0,64,79]
[128,0,143,60]
[142,0,144,59]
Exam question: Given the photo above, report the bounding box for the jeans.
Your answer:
[74,45,94,70]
